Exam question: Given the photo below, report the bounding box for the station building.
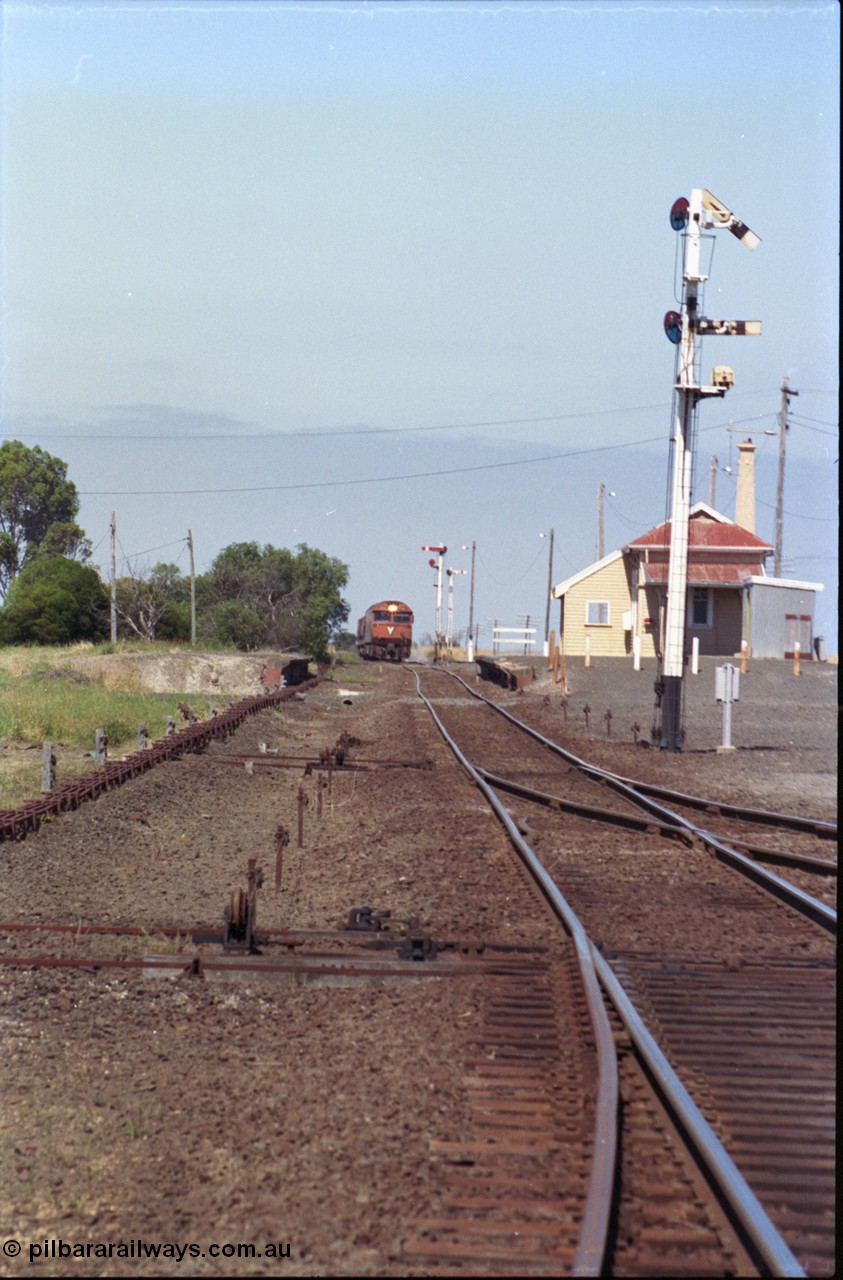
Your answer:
[551,443,823,662]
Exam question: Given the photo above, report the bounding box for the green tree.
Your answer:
[0,441,85,597]
[37,521,93,564]
[211,600,264,650]
[291,543,350,661]
[0,555,109,645]
[196,541,348,658]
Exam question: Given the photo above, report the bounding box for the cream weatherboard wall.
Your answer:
[560,555,634,658]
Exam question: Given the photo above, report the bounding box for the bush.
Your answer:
[209,600,263,650]
[0,556,108,645]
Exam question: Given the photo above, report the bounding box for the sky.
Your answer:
[1,0,838,654]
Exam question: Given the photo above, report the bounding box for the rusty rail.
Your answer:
[0,680,318,845]
[416,666,812,1275]
[442,669,836,933]
[413,669,618,1276]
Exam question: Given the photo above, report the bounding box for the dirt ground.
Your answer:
[0,658,558,1277]
[0,652,836,1277]
[484,652,838,818]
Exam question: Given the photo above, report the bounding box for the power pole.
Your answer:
[187,529,197,646]
[775,377,798,577]
[709,456,718,508]
[660,188,761,752]
[542,529,554,654]
[597,484,605,560]
[110,511,117,643]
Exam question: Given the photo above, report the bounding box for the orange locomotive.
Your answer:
[356,600,414,662]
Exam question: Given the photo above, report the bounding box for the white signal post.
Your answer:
[445,567,467,649]
[660,188,761,752]
[421,544,447,661]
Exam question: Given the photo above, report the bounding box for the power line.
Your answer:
[787,416,838,435]
[122,537,189,560]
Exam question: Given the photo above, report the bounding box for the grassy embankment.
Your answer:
[0,642,218,810]
[0,643,393,809]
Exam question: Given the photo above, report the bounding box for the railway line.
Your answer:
[0,661,835,1276]
[411,664,836,1275]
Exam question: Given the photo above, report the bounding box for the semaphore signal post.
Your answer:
[659,188,761,752]
[422,544,447,662]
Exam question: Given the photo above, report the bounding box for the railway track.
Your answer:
[0,663,834,1275]
[411,664,835,1276]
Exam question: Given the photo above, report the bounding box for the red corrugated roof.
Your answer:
[640,562,763,586]
[631,515,772,552]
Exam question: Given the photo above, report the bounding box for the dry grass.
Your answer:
[0,643,205,809]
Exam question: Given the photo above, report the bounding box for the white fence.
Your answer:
[492,626,536,656]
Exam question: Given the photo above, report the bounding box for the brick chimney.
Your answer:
[735,438,757,533]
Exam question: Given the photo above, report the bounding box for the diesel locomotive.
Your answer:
[356,600,414,661]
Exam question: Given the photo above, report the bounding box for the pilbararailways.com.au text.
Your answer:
[21,1239,291,1264]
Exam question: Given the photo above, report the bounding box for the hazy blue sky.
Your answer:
[1,0,838,652]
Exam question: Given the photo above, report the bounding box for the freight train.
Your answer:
[356,600,414,662]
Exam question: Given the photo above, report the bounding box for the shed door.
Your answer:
[784,613,812,659]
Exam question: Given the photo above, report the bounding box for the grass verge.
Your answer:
[0,644,218,809]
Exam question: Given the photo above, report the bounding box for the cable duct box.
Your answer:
[711,365,736,389]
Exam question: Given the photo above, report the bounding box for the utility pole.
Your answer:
[709,456,718,508]
[541,529,554,655]
[109,512,117,643]
[660,188,761,752]
[775,377,798,577]
[187,529,197,646]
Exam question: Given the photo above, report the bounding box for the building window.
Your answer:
[688,587,712,628]
[586,600,610,626]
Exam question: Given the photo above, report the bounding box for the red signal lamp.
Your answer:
[670,197,689,231]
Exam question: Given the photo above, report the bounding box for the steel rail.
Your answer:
[704,838,835,873]
[417,668,807,1278]
[597,775,837,839]
[588,946,806,1278]
[413,670,617,1278]
[440,671,836,932]
[0,953,492,979]
[475,766,694,841]
[0,681,319,845]
[476,768,834,873]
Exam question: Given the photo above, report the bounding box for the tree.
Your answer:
[0,441,85,597]
[290,543,350,661]
[196,541,349,658]
[37,521,93,564]
[212,600,264,650]
[115,563,189,642]
[0,555,108,645]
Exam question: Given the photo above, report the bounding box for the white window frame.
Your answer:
[687,587,712,629]
[585,599,611,627]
